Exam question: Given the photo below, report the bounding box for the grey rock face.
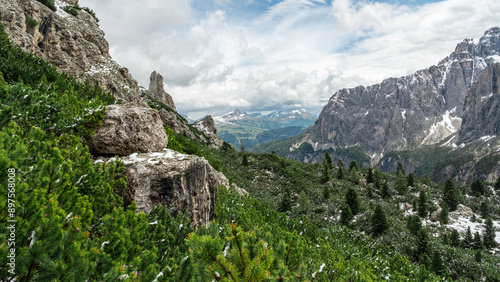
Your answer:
[459,63,500,144]
[148,71,176,111]
[119,150,245,229]
[300,28,500,164]
[0,0,144,105]
[193,115,224,148]
[89,105,168,155]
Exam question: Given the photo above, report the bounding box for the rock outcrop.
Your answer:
[117,149,245,229]
[0,0,144,105]
[148,71,176,111]
[193,115,224,148]
[89,104,168,155]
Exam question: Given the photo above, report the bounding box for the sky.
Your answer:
[79,0,500,119]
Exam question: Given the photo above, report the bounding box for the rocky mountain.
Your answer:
[214,108,316,150]
[0,0,143,105]
[287,27,500,182]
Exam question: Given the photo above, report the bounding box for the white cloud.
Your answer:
[79,0,500,119]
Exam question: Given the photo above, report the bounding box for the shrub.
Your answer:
[25,15,38,29]
[37,0,57,11]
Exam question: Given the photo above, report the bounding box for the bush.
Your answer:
[25,16,38,29]
[37,0,57,11]
[63,5,80,17]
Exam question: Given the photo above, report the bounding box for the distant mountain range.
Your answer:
[254,27,500,183]
[213,109,316,150]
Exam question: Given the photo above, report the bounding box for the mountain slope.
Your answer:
[286,27,500,182]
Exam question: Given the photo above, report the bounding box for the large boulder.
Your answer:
[89,104,168,155]
[117,149,246,229]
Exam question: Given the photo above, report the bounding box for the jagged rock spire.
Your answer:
[148,71,176,111]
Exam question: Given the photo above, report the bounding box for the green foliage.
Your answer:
[340,203,354,227]
[298,190,310,214]
[63,5,80,16]
[345,187,359,215]
[407,173,415,187]
[371,205,388,237]
[82,7,100,22]
[443,178,459,211]
[495,176,500,190]
[37,0,56,11]
[323,151,332,168]
[430,252,445,276]
[462,227,473,249]
[278,187,292,213]
[407,215,422,236]
[381,182,391,199]
[470,178,486,196]
[25,16,38,29]
[450,230,461,247]
[483,218,496,249]
[335,146,370,164]
[348,160,358,172]
[440,203,449,224]
[480,201,490,219]
[164,125,184,153]
[418,190,428,218]
[367,168,374,184]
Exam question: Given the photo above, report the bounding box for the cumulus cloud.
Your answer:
[79,0,500,119]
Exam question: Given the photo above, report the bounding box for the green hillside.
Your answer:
[1,25,499,281]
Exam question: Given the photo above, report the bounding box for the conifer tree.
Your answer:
[450,229,461,247]
[417,229,429,256]
[278,187,292,212]
[323,185,330,200]
[442,234,449,245]
[483,218,496,249]
[407,173,415,187]
[321,161,330,184]
[381,182,391,199]
[367,184,374,199]
[396,162,405,177]
[340,203,354,227]
[471,179,486,196]
[367,168,375,184]
[242,153,249,166]
[462,227,473,249]
[337,159,344,168]
[407,215,422,236]
[440,203,449,224]
[348,160,358,172]
[473,232,483,250]
[350,166,359,183]
[371,205,388,237]
[443,178,459,211]
[418,190,428,218]
[430,252,444,275]
[337,165,344,180]
[475,249,482,263]
[239,140,246,151]
[495,177,500,190]
[345,187,359,215]
[324,151,333,168]
[298,190,310,214]
[480,201,490,219]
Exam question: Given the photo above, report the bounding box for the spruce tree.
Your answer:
[480,202,490,219]
[350,166,359,183]
[337,165,344,180]
[495,177,500,190]
[381,182,391,199]
[324,151,333,168]
[367,168,375,184]
[348,160,358,172]
[471,179,486,196]
[443,178,459,211]
[396,162,405,177]
[473,232,483,250]
[440,203,449,224]
[371,205,389,237]
[298,190,310,214]
[337,159,344,168]
[483,218,496,249]
[321,161,330,184]
[462,227,473,249]
[345,187,359,215]
[407,173,415,187]
[417,229,429,256]
[340,203,354,227]
[278,187,292,212]
[430,252,444,275]
[450,229,461,247]
[242,153,248,166]
[406,215,422,236]
[323,185,330,200]
[418,190,428,218]
[475,249,482,263]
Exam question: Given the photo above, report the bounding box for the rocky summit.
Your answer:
[0,0,144,105]
[290,27,500,181]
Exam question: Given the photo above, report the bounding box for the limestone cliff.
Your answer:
[147,71,176,111]
[0,0,144,105]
